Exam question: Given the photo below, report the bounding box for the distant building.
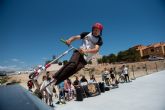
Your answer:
[132,42,165,57]
[133,45,147,57]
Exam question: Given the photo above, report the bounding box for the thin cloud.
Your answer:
[1,58,27,71]
[0,65,17,71]
[11,58,26,64]
[20,61,25,64]
[11,58,19,62]
[41,57,48,60]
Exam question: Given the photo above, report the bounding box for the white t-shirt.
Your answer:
[88,79,96,83]
[80,32,102,62]
[40,80,53,95]
[123,67,128,75]
[104,70,110,78]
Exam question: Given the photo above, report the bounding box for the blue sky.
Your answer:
[0,0,165,71]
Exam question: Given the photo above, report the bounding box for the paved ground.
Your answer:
[55,70,165,110]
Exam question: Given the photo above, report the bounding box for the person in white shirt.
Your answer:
[103,68,110,86]
[40,75,54,107]
[122,65,130,82]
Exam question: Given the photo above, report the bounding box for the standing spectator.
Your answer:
[52,85,58,98]
[101,70,105,81]
[113,67,117,77]
[64,78,74,101]
[109,68,115,84]
[40,76,48,104]
[103,68,110,86]
[46,71,51,81]
[56,81,66,104]
[122,65,130,82]
[40,75,54,107]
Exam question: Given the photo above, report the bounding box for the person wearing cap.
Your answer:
[53,23,104,85]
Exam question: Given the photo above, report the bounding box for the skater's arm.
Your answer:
[66,35,81,45]
[81,45,100,54]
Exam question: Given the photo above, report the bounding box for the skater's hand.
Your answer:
[65,39,71,46]
[79,49,87,54]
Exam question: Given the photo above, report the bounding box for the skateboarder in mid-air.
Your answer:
[53,23,104,85]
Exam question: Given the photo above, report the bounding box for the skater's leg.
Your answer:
[53,51,80,79]
[54,51,87,85]
[55,61,86,85]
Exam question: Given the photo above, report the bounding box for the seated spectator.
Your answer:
[88,74,97,83]
[73,76,88,98]
[80,75,88,85]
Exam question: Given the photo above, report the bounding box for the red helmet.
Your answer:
[92,23,103,31]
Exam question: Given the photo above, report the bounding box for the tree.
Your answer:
[97,48,141,64]
[127,48,141,62]
[117,48,141,62]
[102,55,109,63]
[117,51,128,62]
[108,54,117,63]
[97,58,103,64]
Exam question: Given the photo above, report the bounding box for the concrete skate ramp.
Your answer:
[0,84,53,110]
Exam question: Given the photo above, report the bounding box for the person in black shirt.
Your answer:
[80,75,88,83]
[73,76,81,88]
